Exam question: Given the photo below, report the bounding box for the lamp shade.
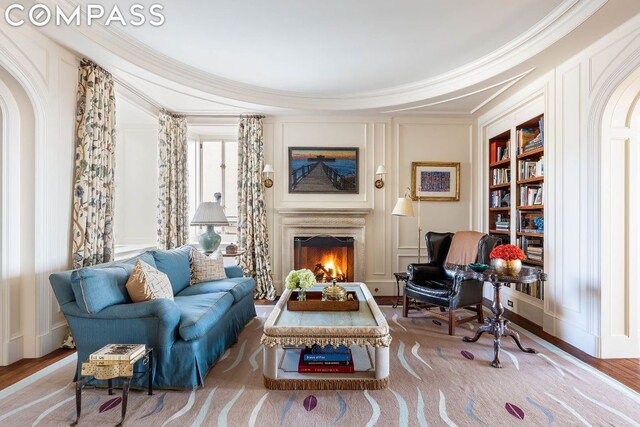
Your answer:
[392,197,414,217]
[375,165,387,175]
[191,202,229,226]
[262,164,274,174]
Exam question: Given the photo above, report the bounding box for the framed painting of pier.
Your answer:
[411,162,460,201]
[288,147,359,194]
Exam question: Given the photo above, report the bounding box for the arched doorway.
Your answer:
[0,65,37,365]
[600,66,640,358]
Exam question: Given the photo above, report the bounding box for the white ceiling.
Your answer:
[34,0,630,113]
[98,0,559,95]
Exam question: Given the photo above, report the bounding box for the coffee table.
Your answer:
[261,283,391,390]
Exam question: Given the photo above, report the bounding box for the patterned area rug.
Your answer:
[1,306,639,426]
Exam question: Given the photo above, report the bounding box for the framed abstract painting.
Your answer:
[411,162,460,201]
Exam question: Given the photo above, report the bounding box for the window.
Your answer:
[187,138,238,244]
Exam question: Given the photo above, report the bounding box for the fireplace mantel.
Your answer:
[277,207,372,216]
[280,209,367,282]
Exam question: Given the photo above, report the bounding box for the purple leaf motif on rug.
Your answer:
[505,402,525,420]
[303,395,318,412]
[432,320,442,326]
[461,350,474,360]
[99,397,122,413]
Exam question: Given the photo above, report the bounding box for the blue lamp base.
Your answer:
[199,225,222,253]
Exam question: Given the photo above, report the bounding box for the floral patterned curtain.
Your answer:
[71,60,116,269]
[238,116,276,300]
[157,110,189,249]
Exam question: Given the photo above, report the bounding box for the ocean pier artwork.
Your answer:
[288,148,358,193]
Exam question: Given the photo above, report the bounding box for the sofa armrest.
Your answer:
[61,299,181,349]
[408,262,445,282]
[225,265,243,278]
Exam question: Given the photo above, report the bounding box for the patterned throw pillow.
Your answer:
[125,259,174,302]
[190,248,226,285]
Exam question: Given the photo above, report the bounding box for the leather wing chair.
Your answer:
[403,231,501,335]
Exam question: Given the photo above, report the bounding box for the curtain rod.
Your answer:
[112,75,163,111]
[111,74,265,119]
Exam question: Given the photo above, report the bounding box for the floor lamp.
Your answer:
[392,187,422,263]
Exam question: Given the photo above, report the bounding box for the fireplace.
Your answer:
[294,236,354,282]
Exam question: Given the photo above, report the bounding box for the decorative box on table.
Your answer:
[287,291,359,311]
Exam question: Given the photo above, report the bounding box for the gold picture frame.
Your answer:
[411,162,460,201]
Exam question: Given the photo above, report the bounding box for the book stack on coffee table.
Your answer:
[298,344,354,373]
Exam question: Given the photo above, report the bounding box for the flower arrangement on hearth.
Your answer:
[490,244,525,261]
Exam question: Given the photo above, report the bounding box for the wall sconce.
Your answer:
[375,165,386,189]
[262,164,274,188]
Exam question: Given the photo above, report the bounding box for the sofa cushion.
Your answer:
[71,264,133,314]
[66,252,157,313]
[190,249,226,285]
[126,260,174,303]
[122,252,157,269]
[174,293,234,341]
[177,277,256,303]
[149,246,192,295]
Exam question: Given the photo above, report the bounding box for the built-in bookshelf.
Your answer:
[515,114,544,273]
[486,114,545,305]
[488,130,511,239]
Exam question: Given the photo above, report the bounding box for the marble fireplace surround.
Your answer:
[279,208,370,282]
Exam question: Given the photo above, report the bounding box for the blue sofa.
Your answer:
[49,246,256,389]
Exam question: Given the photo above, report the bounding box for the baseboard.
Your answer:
[362,280,399,297]
[5,335,23,365]
[552,317,598,357]
[36,325,66,358]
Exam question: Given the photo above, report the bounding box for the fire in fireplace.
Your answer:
[294,236,354,282]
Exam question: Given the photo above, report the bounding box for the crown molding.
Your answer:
[48,0,606,111]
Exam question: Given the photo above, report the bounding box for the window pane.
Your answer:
[201,141,223,204]
[224,140,238,219]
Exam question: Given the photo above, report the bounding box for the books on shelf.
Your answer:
[518,212,544,234]
[518,157,544,180]
[298,345,354,373]
[303,344,351,363]
[90,344,145,364]
[513,281,544,300]
[492,167,511,185]
[519,185,543,206]
[517,117,544,154]
[491,190,510,208]
[517,235,543,264]
[517,128,539,154]
[490,140,510,163]
[493,213,510,230]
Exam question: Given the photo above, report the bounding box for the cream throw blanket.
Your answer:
[445,231,484,265]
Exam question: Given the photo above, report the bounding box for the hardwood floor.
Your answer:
[0,348,75,391]
[0,299,637,393]
[482,298,640,393]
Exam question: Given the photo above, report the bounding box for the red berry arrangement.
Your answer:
[490,244,525,261]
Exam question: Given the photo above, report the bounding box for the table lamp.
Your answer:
[191,202,229,253]
[392,188,422,263]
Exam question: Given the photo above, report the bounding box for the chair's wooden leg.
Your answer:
[477,304,484,324]
[402,293,409,317]
[449,309,455,336]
